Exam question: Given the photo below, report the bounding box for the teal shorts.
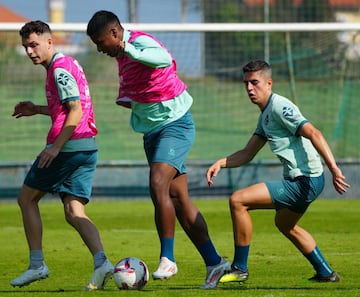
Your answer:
[266,173,325,213]
[24,150,98,202]
[143,112,195,174]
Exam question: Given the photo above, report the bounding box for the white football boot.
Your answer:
[11,263,50,287]
[152,257,178,280]
[84,259,114,290]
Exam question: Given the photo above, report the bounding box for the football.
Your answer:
[113,257,149,290]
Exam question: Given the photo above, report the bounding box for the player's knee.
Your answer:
[274,218,292,236]
[17,195,26,207]
[275,221,286,235]
[150,173,166,191]
[63,205,82,225]
[229,192,247,212]
[17,186,42,207]
[64,208,75,225]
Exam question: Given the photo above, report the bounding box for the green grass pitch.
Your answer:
[1,198,360,297]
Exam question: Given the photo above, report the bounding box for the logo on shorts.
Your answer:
[277,188,285,195]
[168,148,176,157]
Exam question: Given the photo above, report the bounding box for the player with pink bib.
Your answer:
[10,20,113,290]
[87,10,230,289]
[45,54,97,144]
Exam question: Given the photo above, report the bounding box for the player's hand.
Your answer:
[119,41,126,52]
[12,101,37,118]
[206,161,222,187]
[331,166,351,194]
[37,146,60,168]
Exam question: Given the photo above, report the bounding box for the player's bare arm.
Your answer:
[50,99,82,148]
[226,135,265,168]
[299,122,350,194]
[38,100,82,168]
[206,135,265,186]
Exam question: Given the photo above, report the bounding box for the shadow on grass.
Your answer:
[0,288,73,294]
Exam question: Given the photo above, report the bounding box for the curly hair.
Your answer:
[87,10,122,38]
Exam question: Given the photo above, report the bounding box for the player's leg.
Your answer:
[149,161,178,279]
[17,185,45,251]
[169,173,230,289]
[59,150,113,290]
[149,162,177,240]
[230,182,274,245]
[10,184,49,287]
[170,173,216,248]
[275,209,339,281]
[62,196,113,290]
[144,114,193,280]
[60,151,106,256]
[273,175,338,282]
[148,111,196,249]
[220,182,274,283]
[11,156,51,288]
[275,208,314,252]
[62,196,104,255]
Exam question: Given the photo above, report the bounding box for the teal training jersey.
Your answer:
[254,93,323,179]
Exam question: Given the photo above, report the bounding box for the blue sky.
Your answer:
[0,0,200,23]
[0,0,202,76]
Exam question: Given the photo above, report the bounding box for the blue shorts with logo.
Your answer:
[143,112,195,174]
[24,150,98,202]
[266,173,325,213]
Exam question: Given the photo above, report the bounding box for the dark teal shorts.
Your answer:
[143,112,195,174]
[24,150,98,202]
[266,173,325,213]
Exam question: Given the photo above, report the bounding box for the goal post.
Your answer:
[1,21,360,31]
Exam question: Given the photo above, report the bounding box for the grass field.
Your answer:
[1,198,360,297]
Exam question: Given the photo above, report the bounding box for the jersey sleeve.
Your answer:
[53,67,80,104]
[272,99,308,136]
[124,35,172,68]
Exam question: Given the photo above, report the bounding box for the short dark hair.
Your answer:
[243,60,271,76]
[87,10,121,37]
[19,20,52,39]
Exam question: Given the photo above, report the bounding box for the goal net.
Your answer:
[0,22,359,163]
